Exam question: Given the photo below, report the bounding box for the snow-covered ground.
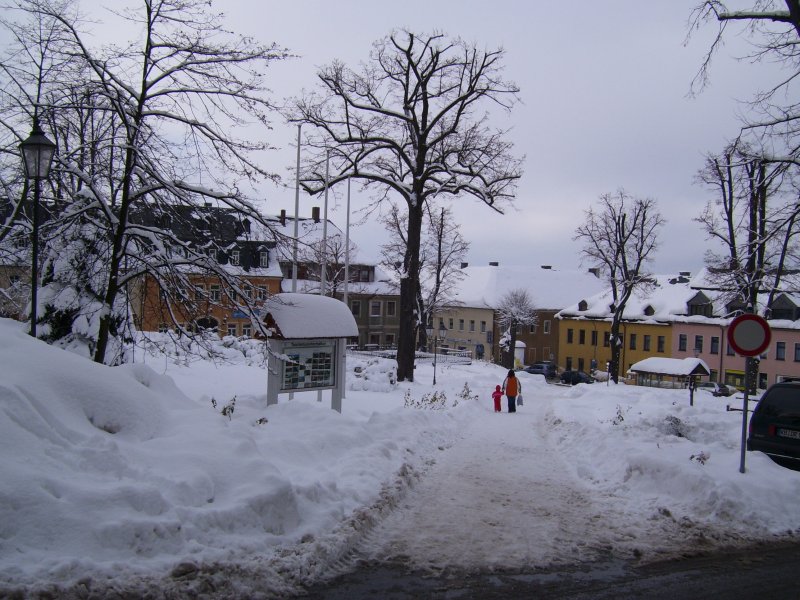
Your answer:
[1,317,799,598]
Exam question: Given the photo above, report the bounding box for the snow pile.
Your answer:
[1,318,799,597]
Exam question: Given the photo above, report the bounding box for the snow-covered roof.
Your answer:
[558,273,722,322]
[448,265,607,310]
[264,293,358,339]
[629,357,710,376]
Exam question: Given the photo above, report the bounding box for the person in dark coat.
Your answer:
[501,369,520,413]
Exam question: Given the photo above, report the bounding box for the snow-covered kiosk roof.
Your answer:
[263,293,358,339]
[629,357,710,377]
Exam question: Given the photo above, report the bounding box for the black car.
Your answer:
[747,381,800,470]
[695,381,734,397]
[523,362,557,379]
[560,370,593,385]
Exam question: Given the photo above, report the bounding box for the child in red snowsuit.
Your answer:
[492,385,503,412]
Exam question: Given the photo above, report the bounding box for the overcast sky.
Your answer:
[84,1,777,276]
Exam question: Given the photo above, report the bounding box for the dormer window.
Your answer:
[578,300,588,312]
[230,249,240,266]
[609,303,616,313]
[644,305,655,317]
[259,250,269,268]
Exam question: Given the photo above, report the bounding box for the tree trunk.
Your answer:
[396,204,424,382]
[609,317,622,383]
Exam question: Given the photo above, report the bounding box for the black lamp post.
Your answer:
[19,116,56,338]
[425,321,447,386]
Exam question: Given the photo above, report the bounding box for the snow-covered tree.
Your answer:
[495,288,538,370]
[695,143,799,311]
[689,1,800,167]
[0,0,290,363]
[291,30,522,381]
[575,190,664,383]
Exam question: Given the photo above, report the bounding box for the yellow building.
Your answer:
[557,318,671,375]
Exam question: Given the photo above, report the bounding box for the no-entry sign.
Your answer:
[727,313,771,357]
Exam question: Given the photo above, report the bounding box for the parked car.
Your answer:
[695,381,733,397]
[560,370,593,385]
[747,380,800,470]
[523,362,557,379]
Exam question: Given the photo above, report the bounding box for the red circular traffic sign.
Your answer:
[727,314,771,357]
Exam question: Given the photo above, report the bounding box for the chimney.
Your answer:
[311,206,320,223]
[489,261,499,267]
[460,262,469,269]
[541,265,552,270]
[279,209,286,226]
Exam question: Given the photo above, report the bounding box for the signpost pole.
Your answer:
[739,356,752,474]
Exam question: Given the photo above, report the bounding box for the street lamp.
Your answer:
[426,321,447,386]
[19,116,56,338]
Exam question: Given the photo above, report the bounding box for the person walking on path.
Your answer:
[491,385,503,413]
[502,369,520,413]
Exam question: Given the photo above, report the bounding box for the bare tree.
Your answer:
[695,143,799,310]
[292,30,523,381]
[381,203,469,350]
[688,1,800,166]
[495,288,538,370]
[575,190,665,383]
[1,0,290,363]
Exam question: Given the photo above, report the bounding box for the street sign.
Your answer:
[727,313,772,475]
[727,313,771,357]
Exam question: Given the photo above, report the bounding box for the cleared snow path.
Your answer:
[353,398,713,574]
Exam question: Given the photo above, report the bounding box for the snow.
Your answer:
[264,292,358,338]
[630,356,710,376]
[1,316,799,597]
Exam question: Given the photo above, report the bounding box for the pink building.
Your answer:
[672,319,800,390]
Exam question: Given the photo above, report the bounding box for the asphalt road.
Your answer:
[299,540,800,599]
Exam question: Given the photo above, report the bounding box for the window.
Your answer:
[678,334,687,352]
[370,301,381,317]
[195,284,206,300]
[567,328,574,343]
[727,342,735,356]
[210,284,221,302]
[385,333,396,347]
[227,324,237,337]
[711,336,720,355]
[386,301,396,317]
[643,335,651,352]
[257,286,267,301]
[578,358,585,372]
[459,319,464,331]
[9,275,20,285]
[579,329,586,345]
[359,269,371,282]
[242,324,251,337]
[603,332,610,347]
[776,341,786,361]
[206,247,217,261]
[481,321,487,333]
[795,343,800,362]
[351,300,361,317]
[259,251,269,268]
[470,320,475,332]
[158,323,169,333]
[629,334,637,350]
[543,320,551,334]
[529,322,537,334]
[566,357,573,370]
[657,336,665,353]
[591,330,598,346]
[449,318,454,329]
[229,250,240,265]
[694,335,703,353]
